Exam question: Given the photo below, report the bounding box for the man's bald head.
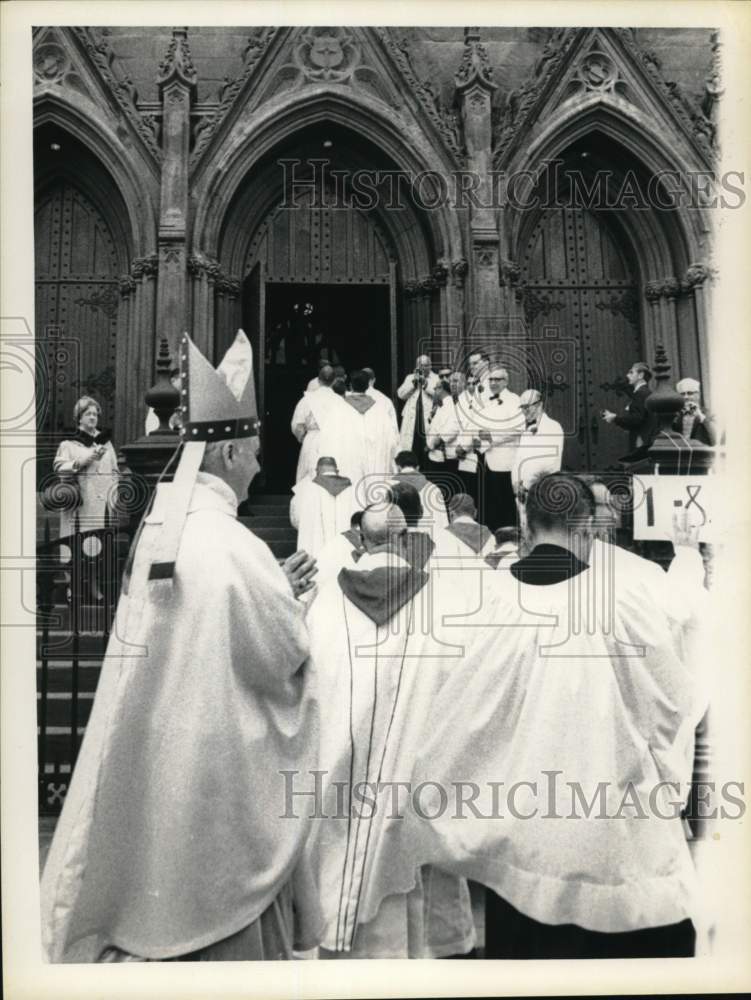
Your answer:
[318,365,335,386]
[360,504,407,551]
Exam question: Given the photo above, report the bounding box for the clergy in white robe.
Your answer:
[363,366,399,437]
[326,369,400,496]
[511,389,565,498]
[387,474,705,959]
[290,456,357,559]
[290,365,347,482]
[304,504,476,959]
[396,355,440,458]
[302,510,365,603]
[442,492,495,558]
[41,331,320,962]
[391,452,448,534]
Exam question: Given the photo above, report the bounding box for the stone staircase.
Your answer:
[239,493,296,559]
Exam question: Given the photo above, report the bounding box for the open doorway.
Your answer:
[245,281,392,492]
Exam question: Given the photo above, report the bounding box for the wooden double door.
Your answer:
[519,207,643,473]
[35,180,120,468]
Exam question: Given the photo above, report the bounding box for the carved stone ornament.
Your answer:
[432,261,450,287]
[119,275,137,296]
[577,50,619,91]
[474,247,496,269]
[451,257,469,287]
[157,27,198,93]
[34,41,70,84]
[190,28,276,166]
[293,29,359,82]
[682,262,712,290]
[162,246,183,268]
[188,252,221,279]
[131,254,159,278]
[661,276,681,298]
[215,276,241,296]
[703,30,723,119]
[644,280,664,302]
[500,258,521,286]
[454,27,497,93]
[67,28,161,160]
[375,28,466,164]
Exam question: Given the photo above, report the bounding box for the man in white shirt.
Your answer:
[467,350,491,396]
[289,456,356,559]
[476,367,524,532]
[396,355,440,461]
[511,388,564,502]
[453,374,486,507]
[290,365,347,483]
[425,382,461,490]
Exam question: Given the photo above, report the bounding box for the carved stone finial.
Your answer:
[455,26,497,93]
[703,29,723,119]
[157,27,198,94]
[144,337,180,435]
[645,344,683,422]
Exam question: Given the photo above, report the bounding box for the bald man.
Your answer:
[672,378,715,446]
[396,355,440,464]
[304,502,476,959]
[289,456,356,559]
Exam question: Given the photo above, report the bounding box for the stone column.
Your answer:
[155,28,197,355]
[682,262,713,392]
[454,28,500,321]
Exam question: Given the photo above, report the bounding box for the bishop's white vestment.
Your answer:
[40,473,320,961]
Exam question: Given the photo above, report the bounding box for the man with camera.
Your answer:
[397,354,440,458]
[672,377,715,445]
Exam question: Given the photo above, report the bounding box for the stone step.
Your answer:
[38,691,94,728]
[243,503,293,518]
[37,662,102,693]
[243,526,297,542]
[243,514,294,529]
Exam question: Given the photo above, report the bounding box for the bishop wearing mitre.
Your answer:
[40,331,321,962]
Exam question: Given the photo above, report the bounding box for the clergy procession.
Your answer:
[41,332,712,963]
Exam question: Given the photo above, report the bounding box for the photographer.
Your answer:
[673,377,716,445]
[396,354,440,459]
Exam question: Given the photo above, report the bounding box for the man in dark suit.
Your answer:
[600,361,655,460]
[672,377,716,445]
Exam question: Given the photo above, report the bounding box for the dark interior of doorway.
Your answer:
[254,282,390,493]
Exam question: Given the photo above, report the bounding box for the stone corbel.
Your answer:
[451,257,468,288]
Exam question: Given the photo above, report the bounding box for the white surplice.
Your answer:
[304,550,477,958]
[384,542,707,935]
[290,475,357,559]
[290,387,347,483]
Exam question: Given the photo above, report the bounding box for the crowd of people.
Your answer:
[40,334,712,963]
